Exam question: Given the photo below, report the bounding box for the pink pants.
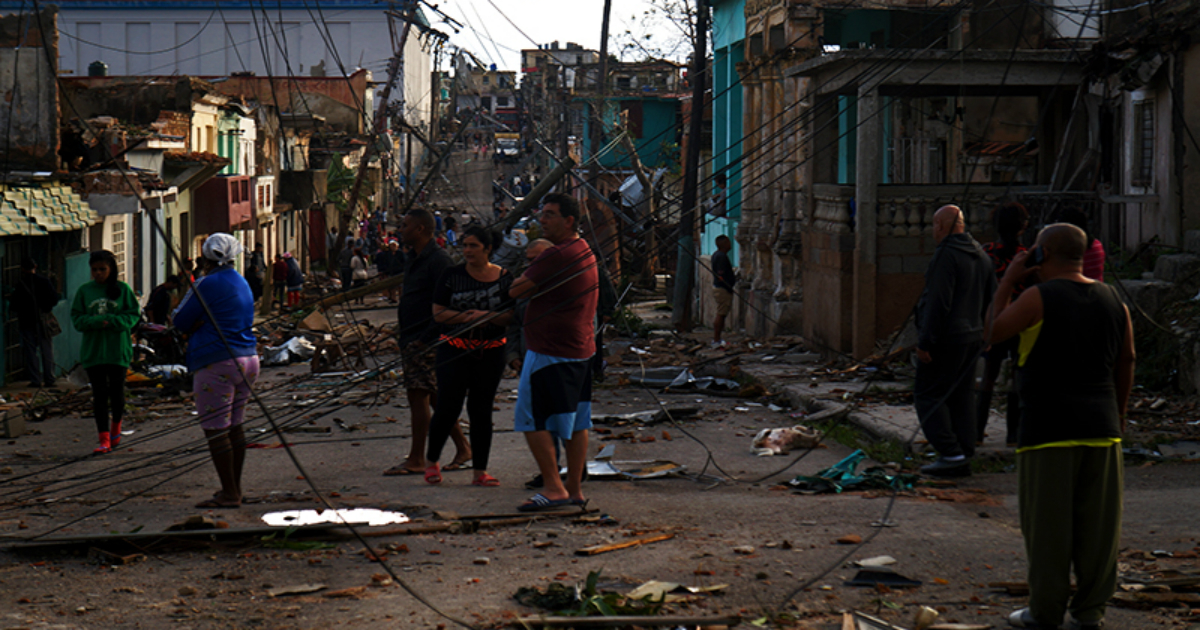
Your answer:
[194,355,260,430]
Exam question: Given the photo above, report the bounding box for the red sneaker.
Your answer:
[110,423,122,448]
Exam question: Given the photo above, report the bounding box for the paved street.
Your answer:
[0,302,1195,629]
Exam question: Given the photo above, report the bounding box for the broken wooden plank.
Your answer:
[1112,591,1200,609]
[511,614,740,628]
[575,533,675,556]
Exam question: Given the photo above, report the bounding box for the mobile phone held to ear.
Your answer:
[1024,246,1044,268]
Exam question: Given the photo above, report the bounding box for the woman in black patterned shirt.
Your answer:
[424,226,514,487]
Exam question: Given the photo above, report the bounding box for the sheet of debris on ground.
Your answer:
[0,297,1196,629]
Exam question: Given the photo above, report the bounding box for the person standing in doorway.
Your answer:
[71,251,140,454]
[711,235,736,347]
[174,234,260,509]
[383,208,471,476]
[9,258,60,387]
[914,205,996,477]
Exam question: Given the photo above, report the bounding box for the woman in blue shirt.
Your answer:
[174,233,260,509]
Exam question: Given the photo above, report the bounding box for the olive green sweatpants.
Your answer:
[1017,443,1123,627]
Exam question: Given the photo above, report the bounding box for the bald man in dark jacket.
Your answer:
[914,205,996,477]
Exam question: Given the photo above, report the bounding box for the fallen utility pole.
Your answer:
[617,116,658,285]
[397,108,482,217]
[672,0,709,332]
[313,274,405,309]
[501,156,576,232]
[511,615,742,629]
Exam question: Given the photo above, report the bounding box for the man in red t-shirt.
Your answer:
[509,193,598,512]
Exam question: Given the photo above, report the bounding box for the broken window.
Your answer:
[1132,100,1154,188]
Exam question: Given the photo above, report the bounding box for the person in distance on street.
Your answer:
[988,223,1133,630]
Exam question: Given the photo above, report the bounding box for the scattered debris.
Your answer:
[575,532,675,556]
[261,337,316,366]
[267,583,326,597]
[624,580,729,603]
[790,450,918,494]
[592,406,700,426]
[854,555,897,567]
[845,567,922,588]
[261,508,409,527]
[751,424,822,456]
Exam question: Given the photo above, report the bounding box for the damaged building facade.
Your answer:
[698,0,1200,359]
[0,7,102,385]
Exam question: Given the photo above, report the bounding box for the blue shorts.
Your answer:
[514,350,593,441]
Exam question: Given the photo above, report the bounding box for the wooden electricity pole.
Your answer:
[588,0,613,189]
[671,0,708,332]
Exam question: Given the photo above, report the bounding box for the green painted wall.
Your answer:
[50,251,91,377]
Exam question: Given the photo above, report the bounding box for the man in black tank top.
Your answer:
[988,223,1135,630]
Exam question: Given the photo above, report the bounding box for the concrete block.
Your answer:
[1115,279,1174,321]
[1153,253,1200,284]
[902,254,932,274]
[879,256,902,275]
[1185,230,1200,255]
[1,409,26,438]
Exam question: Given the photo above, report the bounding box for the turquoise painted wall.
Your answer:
[703,0,745,259]
[591,98,680,170]
[50,251,91,377]
[837,95,857,184]
[712,0,746,49]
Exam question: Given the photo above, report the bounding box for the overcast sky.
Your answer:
[433,0,688,71]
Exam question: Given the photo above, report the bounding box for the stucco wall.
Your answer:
[0,9,59,171]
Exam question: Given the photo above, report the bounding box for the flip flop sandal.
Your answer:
[195,498,240,509]
[442,459,472,472]
[517,493,574,512]
[472,473,500,487]
[424,464,442,485]
[382,465,422,477]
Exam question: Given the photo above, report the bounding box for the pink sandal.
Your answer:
[424,464,442,484]
[472,473,500,487]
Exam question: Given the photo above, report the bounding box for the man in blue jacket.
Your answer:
[914,205,996,477]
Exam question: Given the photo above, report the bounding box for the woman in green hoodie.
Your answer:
[71,250,140,454]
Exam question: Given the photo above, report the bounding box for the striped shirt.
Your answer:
[1082,239,1105,281]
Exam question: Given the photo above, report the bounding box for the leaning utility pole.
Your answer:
[587,0,613,190]
[339,6,413,263]
[672,0,708,331]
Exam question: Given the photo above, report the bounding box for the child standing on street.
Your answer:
[70,250,139,454]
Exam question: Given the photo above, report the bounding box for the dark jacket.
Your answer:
[398,240,453,345]
[916,233,996,350]
[10,272,60,331]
